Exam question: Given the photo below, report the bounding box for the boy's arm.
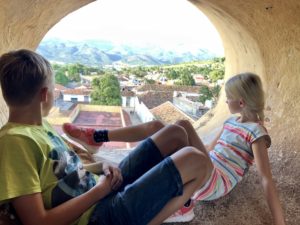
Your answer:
[12,175,112,225]
[252,138,286,225]
[205,128,223,152]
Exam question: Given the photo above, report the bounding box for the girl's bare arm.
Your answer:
[205,128,223,152]
[252,138,286,225]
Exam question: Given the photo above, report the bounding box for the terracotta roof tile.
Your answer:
[138,92,173,109]
[136,84,200,93]
[62,89,91,95]
[150,101,195,124]
[121,89,135,97]
[55,84,69,91]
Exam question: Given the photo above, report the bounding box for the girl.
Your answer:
[63,72,285,224]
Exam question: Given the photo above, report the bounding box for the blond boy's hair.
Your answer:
[0,49,53,106]
[225,72,265,122]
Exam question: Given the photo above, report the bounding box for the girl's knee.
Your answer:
[165,124,188,144]
[176,119,192,129]
[148,120,164,133]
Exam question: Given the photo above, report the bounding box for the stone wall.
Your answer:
[0,0,299,223]
[191,0,300,139]
[0,0,95,123]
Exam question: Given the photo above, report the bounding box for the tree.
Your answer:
[67,63,82,82]
[178,69,195,86]
[52,63,62,71]
[131,66,147,78]
[199,85,221,105]
[209,69,225,82]
[144,78,155,84]
[199,85,213,104]
[165,69,179,80]
[211,85,221,102]
[55,70,69,85]
[91,74,122,106]
[212,57,225,63]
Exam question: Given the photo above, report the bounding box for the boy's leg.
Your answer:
[93,147,213,225]
[148,147,213,225]
[175,119,210,158]
[119,124,189,186]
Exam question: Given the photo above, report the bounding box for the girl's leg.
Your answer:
[150,123,188,157]
[62,120,165,153]
[63,120,165,143]
[148,147,213,225]
[175,119,209,158]
[108,120,165,142]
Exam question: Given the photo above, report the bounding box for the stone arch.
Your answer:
[0,0,299,224]
[0,0,95,124]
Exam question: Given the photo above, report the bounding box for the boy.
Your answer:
[0,49,212,225]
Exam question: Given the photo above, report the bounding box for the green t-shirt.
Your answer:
[0,120,97,225]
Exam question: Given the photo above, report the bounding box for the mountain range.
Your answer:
[37,38,218,66]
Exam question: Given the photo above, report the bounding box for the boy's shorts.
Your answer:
[88,138,183,225]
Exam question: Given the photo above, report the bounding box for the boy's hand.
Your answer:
[95,175,113,196]
[102,162,123,191]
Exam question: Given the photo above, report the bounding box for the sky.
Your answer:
[43,0,224,55]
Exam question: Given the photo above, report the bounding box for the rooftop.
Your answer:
[136,84,200,93]
[150,101,195,124]
[62,88,91,95]
[138,91,173,109]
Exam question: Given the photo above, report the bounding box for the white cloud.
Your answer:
[44,0,224,55]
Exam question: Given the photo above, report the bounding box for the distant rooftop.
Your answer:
[63,88,91,95]
[138,91,173,109]
[136,84,200,93]
[150,101,195,124]
[55,83,69,91]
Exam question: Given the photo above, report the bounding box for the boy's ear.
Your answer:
[40,87,48,102]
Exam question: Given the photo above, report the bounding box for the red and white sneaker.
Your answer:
[62,123,103,154]
[163,199,195,223]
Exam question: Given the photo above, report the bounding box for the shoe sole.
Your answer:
[62,131,100,154]
[163,210,195,223]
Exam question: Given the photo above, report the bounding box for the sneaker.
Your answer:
[62,123,103,154]
[163,199,195,223]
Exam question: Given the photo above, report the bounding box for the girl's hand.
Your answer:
[102,162,123,191]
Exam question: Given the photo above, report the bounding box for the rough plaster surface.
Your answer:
[0,0,299,224]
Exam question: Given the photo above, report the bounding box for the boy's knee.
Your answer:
[183,147,213,173]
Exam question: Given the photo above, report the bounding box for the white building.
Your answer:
[62,89,91,103]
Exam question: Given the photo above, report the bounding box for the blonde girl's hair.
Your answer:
[225,72,265,122]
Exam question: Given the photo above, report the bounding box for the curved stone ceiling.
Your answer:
[0,0,299,224]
